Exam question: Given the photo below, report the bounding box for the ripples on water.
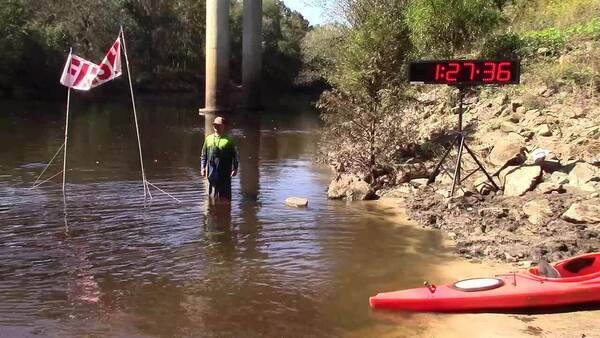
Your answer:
[0,99,448,337]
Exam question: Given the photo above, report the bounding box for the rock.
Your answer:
[500,122,518,133]
[590,192,600,198]
[561,200,600,224]
[327,174,375,201]
[568,162,600,187]
[508,114,521,123]
[565,107,585,119]
[488,140,525,167]
[409,178,430,188]
[536,182,565,194]
[536,124,552,136]
[478,207,508,218]
[511,100,523,112]
[523,199,553,224]
[524,109,541,121]
[580,181,600,192]
[550,171,569,185]
[474,176,495,195]
[537,47,550,55]
[503,165,542,196]
[520,130,535,140]
[285,197,308,208]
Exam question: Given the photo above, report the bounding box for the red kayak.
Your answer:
[369,252,600,312]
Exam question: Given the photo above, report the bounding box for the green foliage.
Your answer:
[334,0,412,95]
[0,0,28,95]
[531,42,600,91]
[517,18,600,59]
[521,27,567,57]
[406,0,505,57]
[262,0,310,87]
[480,33,524,58]
[300,24,345,83]
[509,0,600,31]
[0,0,309,98]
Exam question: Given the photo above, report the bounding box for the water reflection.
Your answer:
[239,113,261,199]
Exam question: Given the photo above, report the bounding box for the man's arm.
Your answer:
[231,139,239,176]
[201,136,209,176]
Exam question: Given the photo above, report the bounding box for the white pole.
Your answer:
[62,48,72,194]
[120,27,148,200]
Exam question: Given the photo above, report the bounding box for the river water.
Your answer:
[0,97,451,337]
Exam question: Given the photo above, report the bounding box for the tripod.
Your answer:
[427,86,499,197]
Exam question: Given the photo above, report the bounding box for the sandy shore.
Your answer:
[359,198,600,338]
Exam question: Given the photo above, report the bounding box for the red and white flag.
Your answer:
[92,37,122,88]
[60,54,100,91]
[60,36,122,91]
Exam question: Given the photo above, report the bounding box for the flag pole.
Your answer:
[120,26,148,200]
[62,48,73,195]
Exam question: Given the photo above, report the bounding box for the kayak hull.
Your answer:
[370,253,600,312]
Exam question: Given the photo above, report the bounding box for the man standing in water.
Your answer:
[201,116,238,200]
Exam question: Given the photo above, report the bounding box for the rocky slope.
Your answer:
[376,81,600,263]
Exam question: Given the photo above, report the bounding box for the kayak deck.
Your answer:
[370,253,600,312]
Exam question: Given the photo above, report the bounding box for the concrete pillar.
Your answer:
[201,0,230,114]
[242,0,263,110]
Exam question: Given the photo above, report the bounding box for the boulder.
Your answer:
[568,162,600,187]
[522,199,553,224]
[520,130,535,140]
[580,181,600,193]
[550,171,569,185]
[285,197,308,208]
[511,99,523,112]
[503,165,542,196]
[500,122,518,133]
[328,174,375,201]
[488,140,525,167]
[409,178,430,188]
[536,182,565,194]
[474,176,496,195]
[524,109,541,121]
[536,124,552,136]
[561,200,600,224]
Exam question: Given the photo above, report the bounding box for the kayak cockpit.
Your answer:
[527,253,600,281]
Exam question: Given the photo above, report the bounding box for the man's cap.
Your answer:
[213,116,226,125]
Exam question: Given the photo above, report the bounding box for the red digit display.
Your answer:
[482,62,496,82]
[497,62,511,81]
[464,62,476,80]
[409,60,520,85]
[435,64,442,80]
[446,62,460,82]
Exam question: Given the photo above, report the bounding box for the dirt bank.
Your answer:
[359,198,600,338]
[404,188,599,263]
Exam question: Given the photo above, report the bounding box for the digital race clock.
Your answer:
[409,60,520,85]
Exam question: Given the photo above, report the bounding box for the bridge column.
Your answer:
[201,0,230,116]
[242,0,263,110]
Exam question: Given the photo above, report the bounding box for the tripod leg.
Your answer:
[428,135,460,184]
[451,135,466,197]
[463,143,500,190]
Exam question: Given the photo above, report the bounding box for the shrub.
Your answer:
[521,27,567,57]
[407,0,505,57]
[480,33,524,59]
